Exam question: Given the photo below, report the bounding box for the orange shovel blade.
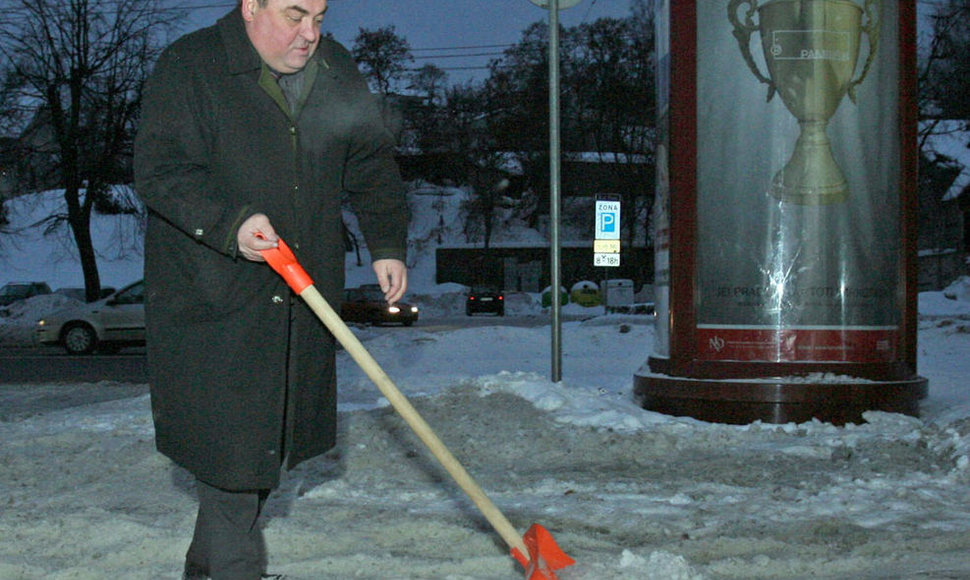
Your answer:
[510,524,576,580]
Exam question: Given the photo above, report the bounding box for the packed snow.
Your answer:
[2,188,970,579]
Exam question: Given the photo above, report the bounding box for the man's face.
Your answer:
[242,0,328,74]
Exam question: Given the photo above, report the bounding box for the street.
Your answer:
[0,346,148,384]
[0,313,562,385]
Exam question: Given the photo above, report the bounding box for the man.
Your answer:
[134,1,408,578]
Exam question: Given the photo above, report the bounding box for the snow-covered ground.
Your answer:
[2,188,970,579]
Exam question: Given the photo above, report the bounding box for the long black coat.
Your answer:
[133,11,408,490]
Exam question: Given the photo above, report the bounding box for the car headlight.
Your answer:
[388,305,401,314]
[37,319,46,327]
[410,306,418,313]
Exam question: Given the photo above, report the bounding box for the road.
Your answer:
[0,346,148,384]
[0,314,561,385]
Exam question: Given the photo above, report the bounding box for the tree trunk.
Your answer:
[64,184,102,302]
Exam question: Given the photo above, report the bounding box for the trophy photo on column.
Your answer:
[728,0,879,205]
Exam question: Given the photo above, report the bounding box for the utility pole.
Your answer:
[527,0,582,382]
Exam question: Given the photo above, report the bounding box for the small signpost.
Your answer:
[594,196,621,267]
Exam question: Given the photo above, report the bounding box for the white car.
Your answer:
[36,280,145,355]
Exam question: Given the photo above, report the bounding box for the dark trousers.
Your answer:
[185,479,270,580]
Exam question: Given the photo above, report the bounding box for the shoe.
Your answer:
[182,562,208,580]
[181,562,283,579]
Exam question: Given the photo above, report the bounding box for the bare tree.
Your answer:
[406,64,450,154]
[410,63,448,106]
[919,0,970,125]
[352,26,414,96]
[441,81,490,155]
[483,22,552,229]
[461,159,514,250]
[0,0,182,301]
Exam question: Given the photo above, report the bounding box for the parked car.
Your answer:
[36,280,145,354]
[341,284,418,326]
[465,286,504,316]
[0,281,52,307]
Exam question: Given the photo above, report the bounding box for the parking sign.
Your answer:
[595,200,620,240]
[594,198,621,267]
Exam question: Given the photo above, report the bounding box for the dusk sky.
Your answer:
[181,0,636,84]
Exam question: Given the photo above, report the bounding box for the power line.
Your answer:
[413,51,506,61]
[412,43,514,53]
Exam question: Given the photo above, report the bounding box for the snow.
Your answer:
[2,188,970,579]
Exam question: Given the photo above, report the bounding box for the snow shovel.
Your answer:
[260,238,575,580]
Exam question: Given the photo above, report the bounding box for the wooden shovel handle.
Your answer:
[297,283,529,557]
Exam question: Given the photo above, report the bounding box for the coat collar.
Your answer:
[217,9,262,76]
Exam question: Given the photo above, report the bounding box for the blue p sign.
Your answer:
[600,211,617,233]
[595,200,621,240]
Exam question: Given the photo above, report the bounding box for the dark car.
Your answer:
[36,280,145,354]
[465,286,504,316]
[341,284,418,326]
[0,281,52,307]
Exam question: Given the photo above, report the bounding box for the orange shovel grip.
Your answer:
[259,237,314,294]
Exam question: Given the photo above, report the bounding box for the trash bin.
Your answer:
[570,281,601,307]
[600,279,634,310]
[541,286,569,308]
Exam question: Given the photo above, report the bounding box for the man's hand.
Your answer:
[373,259,407,304]
[237,213,278,262]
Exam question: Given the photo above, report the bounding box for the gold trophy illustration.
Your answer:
[728,0,878,204]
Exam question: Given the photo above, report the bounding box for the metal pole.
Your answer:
[548,0,562,382]
[528,0,580,382]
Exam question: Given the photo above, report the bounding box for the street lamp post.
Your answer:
[528,0,581,382]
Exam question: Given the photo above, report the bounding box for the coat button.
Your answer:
[272,295,284,304]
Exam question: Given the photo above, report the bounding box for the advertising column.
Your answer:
[700,0,895,363]
[635,0,926,425]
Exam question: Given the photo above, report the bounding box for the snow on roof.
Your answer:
[921,120,970,202]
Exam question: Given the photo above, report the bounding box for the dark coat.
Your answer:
[133,11,408,490]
